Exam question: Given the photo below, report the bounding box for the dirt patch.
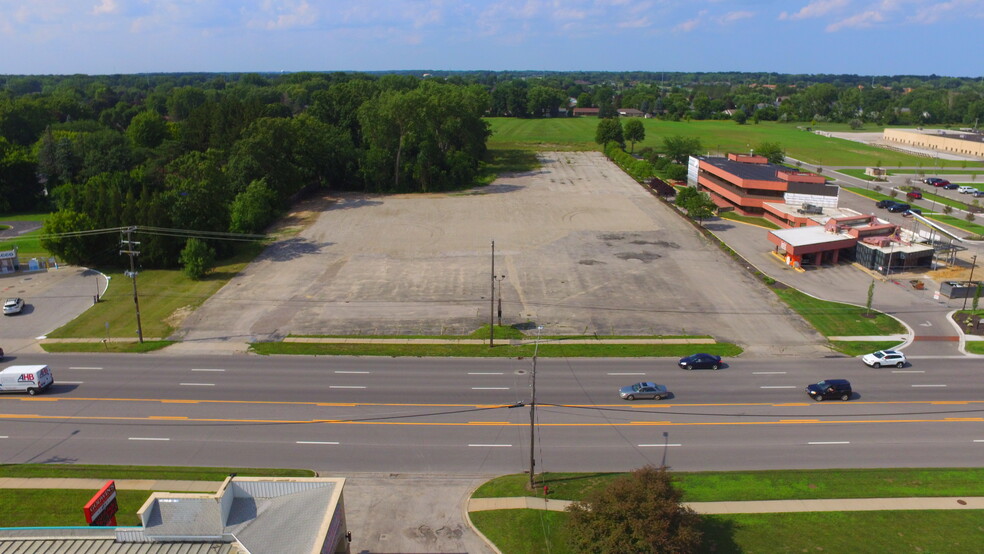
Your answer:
[164,305,195,330]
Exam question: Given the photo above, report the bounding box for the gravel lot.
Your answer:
[174,152,824,355]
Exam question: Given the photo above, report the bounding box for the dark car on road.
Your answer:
[619,382,669,401]
[924,177,947,187]
[942,182,959,190]
[887,202,911,213]
[678,353,722,370]
[875,199,897,209]
[807,379,852,401]
[905,190,922,200]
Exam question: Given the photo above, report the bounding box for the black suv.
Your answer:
[887,202,911,213]
[875,199,896,209]
[806,379,852,402]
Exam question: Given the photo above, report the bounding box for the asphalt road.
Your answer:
[2,353,982,473]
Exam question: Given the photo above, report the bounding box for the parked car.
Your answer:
[619,382,669,401]
[678,353,722,370]
[902,208,922,217]
[942,182,959,190]
[923,177,945,186]
[887,202,911,213]
[973,190,984,198]
[957,186,977,194]
[806,379,852,402]
[3,298,24,315]
[862,350,907,368]
[906,191,923,200]
[0,346,4,359]
[875,199,898,209]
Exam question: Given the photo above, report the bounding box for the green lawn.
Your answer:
[473,468,984,502]
[47,243,264,339]
[828,339,903,356]
[836,168,879,180]
[471,468,984,554]
[2,489,151,526]
[41,340,175,353]
[769,286,904,336]
[926,214,984,235]
[486,119,964,167]
[0,212,49,258]
[470,509,984,554]
[891,168,984,175]
[251,341,743,358]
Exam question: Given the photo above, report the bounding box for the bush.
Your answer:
[663,163,688,181]
[605,142,655,182]
[566,465,702,553]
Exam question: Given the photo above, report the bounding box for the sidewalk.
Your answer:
[467,495,984,514]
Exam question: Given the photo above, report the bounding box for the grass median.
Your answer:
[470,468,984,554]
[251,340,743,358]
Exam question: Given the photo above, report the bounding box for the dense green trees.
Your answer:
[623,119,645,153]
[566,465,703,553]
[595,118,624,147]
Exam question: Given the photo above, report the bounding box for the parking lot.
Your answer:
[174,152,826,356]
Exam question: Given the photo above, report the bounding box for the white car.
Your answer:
[861,349,907,368]
[957,186,977,194]
[2,298,24,315]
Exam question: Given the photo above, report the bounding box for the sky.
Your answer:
[0,0,981,77]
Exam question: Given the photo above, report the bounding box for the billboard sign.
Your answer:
[84,480,119,526]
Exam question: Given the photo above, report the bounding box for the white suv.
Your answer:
[957,186,977,194]
[862,350,907,368]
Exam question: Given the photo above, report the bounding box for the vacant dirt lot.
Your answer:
[174,152,824,354]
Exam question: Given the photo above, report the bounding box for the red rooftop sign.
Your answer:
[84,480,119,526]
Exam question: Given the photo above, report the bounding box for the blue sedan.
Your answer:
[678,353,722,370]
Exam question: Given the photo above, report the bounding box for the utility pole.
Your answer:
[490,240,495,347]
[120,227,144,343]
[529,325,543,490]
[495,274,506,328]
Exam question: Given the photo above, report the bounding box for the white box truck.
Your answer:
[0,365,54,395]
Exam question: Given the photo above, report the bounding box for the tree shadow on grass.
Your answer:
[698,515,742,553]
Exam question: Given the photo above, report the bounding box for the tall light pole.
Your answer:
[529,325,543,490]
[490,240,495,347]
[963,254,978,311]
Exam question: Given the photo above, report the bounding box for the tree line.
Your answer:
[0,73,490,269]
[3,70,983,271]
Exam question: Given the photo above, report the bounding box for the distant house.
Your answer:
[617,108,645,117]
[573,107,600,117]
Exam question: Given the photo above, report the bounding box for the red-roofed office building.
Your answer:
[687,154,839,227]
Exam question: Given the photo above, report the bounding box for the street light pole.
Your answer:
[529,325,543,490]
[495,274,506,327]
[490,240,495,348]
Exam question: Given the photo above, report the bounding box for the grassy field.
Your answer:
[46,242,264,339]
[470,468,984,553]
[0,212,49,258]
[828,339,903,356]
[41,340,175,353]
[769,286,904,336]
[485,118,972,167]
[251,341,743,358]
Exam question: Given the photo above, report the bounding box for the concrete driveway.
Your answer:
[173,152,827,357]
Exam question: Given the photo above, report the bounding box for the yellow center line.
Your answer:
[4,397,984,409]
[1,414,982,427]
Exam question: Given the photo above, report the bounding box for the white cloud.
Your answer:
[908,0,980,24]
[718,10,753,24]
[674,10,707,32]
[826,9,885,30]
[779,0,849,21]
[248,0,318,30]
[92,0,118,16]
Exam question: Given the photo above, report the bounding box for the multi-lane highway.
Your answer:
[1,353,982,473]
